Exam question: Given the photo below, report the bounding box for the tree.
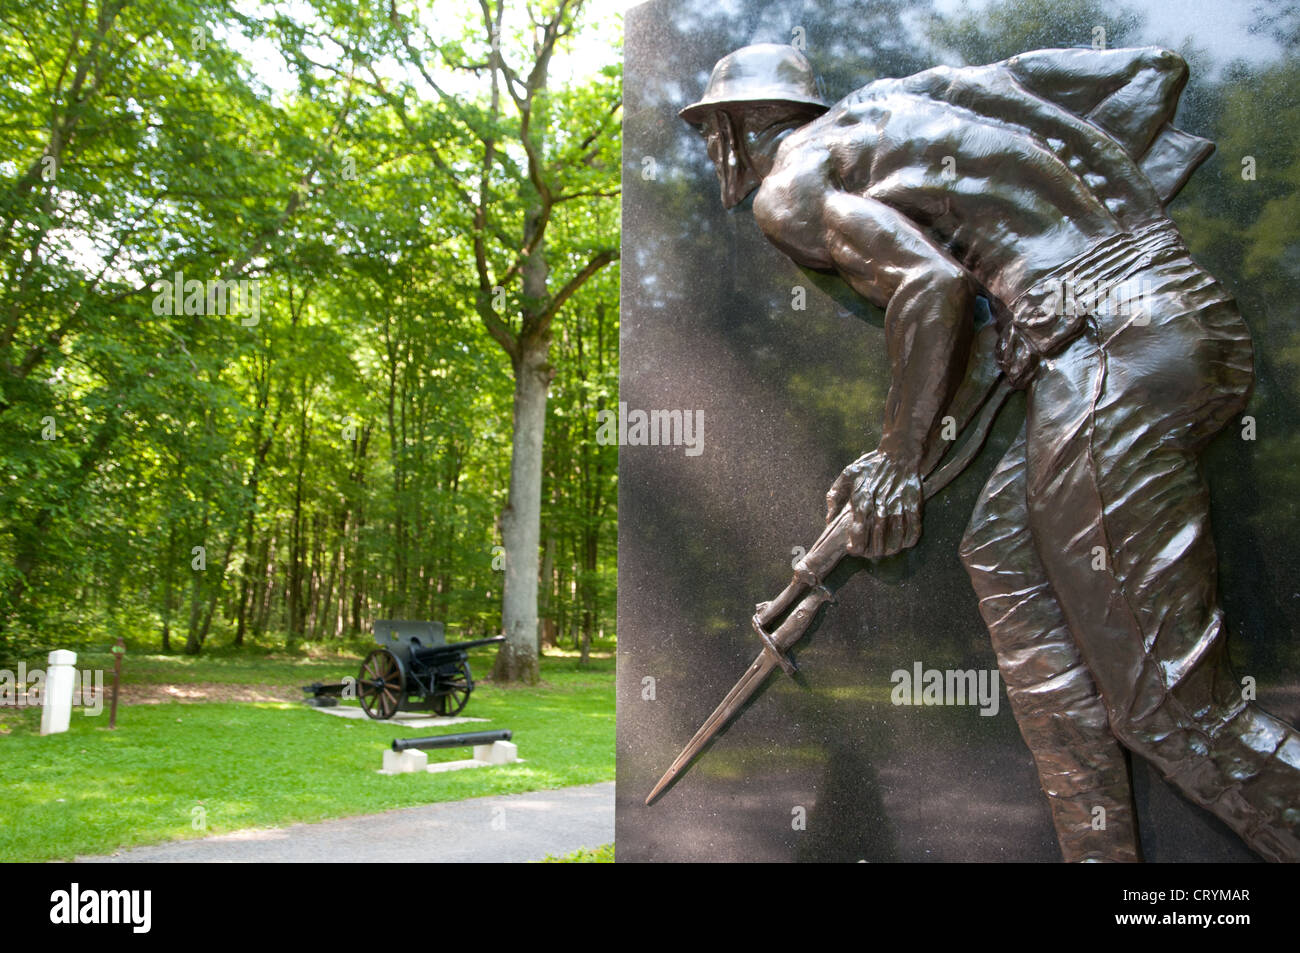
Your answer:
[342,0,621,681]
[0,0,620,669]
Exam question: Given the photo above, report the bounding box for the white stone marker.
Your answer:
[380,748,429,774]
[40,649,77,736]
[472,740,519,765]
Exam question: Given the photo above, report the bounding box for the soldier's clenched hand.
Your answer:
[825,450,923,559]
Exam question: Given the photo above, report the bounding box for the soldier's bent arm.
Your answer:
[755,187,976,472]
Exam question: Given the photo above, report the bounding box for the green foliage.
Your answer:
[538,842,614,862]
[0,0,620,663]
[928,0,1144,64]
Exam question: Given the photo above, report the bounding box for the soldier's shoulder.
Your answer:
[837,75,904,106]
[898,61,1009,97]
[770,120,832,174]
[834,63,1005,111]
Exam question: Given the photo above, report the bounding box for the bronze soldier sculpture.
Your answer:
[657,43,1300,862]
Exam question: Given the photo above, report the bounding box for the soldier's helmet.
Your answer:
[679,44,828,124]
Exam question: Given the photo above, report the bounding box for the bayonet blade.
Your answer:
[644,647,779,805]
[645,584,835,804]
[644,373,1014,806]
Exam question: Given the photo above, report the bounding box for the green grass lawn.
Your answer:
[0,649,614,862]
[539,843,614,863]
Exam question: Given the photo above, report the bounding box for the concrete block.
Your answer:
[472,740,518,765]
[381,749,428,774]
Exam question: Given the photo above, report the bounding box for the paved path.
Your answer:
[76,782,614,863]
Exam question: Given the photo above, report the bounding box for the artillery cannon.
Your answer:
[391,729,514,752]
[303,620,504,720]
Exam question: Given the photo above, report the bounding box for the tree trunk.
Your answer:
[184,496,211,655]
[233,500,258,647]
[183,571,205,655]
[254,532,276,638]
[160,519,178,652]
[539,534,557,650]
[579,523,597,667]
[287,389,310,647]
[492,340,551,684]
[197,539,233,647]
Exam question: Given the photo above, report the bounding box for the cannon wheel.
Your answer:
[358,648,405,720]
[434,661,472,717]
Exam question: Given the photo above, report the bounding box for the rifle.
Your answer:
[646,315,1013,805]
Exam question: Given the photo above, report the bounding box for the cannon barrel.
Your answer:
[446,635,506,651]
[391,729,513,752]
[408,634,506,664]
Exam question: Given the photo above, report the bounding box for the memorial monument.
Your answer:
[618,0,1300,862]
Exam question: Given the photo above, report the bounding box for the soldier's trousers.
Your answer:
[958,248,1300,862]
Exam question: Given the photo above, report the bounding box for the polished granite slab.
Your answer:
[616,0,1300,862]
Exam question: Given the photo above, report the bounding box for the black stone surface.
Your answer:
[616,0,1300,862]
